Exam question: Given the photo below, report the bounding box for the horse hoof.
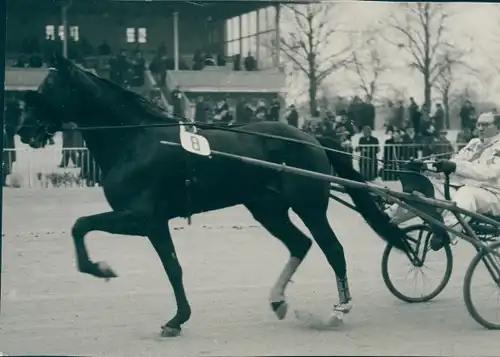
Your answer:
[326,310,344,327]
[294,309,344,330]
[96,261,118,279]
[161,325,181,337]
[270,301,288,320]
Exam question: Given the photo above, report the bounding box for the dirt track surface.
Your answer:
[1,188,499,356]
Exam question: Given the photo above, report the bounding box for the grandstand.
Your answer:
[4,0,291,187]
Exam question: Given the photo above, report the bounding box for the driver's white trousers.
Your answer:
[385,186,500,229]
[443,186,500,228]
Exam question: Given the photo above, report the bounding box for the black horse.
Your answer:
[15,55,409,336]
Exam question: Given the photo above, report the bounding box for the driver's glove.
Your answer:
[433,159,457,174]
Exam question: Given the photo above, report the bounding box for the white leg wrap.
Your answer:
[269,257,301,303]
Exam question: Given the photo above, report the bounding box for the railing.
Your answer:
[3,147,102,188]
[2,142,460,189]
[355,142,457,181]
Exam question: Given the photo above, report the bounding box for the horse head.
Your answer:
[17,54,100,148]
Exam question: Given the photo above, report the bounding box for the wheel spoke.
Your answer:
[382,225,453,303]
[464,241,500,329]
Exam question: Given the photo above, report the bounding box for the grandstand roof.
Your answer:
[8,0,317,20]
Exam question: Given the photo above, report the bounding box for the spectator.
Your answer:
[286,104,299,128]
[433,103,445,131]
[460,100,476,130]
[357,125,379,181]
[150,53,167,86]
[131,51,145,87]
[28,53,43,68]
[336,125,353,154]
[393,100,405,130]
[382,130,404,180]
[419,105,436,156]
[456,127,473,151]
[194,96,208,123]
[98,40,111,56]
[192,49,204,70]
[236,98,251,124]
[216,53,226,67]
[158,41,167,57]
[59,124,83,169]
[254,100,268,121]
[204,52,216,66]
[320,111,336,139]
[360,96,376,130]
[401,126,419,160]
[3,97,20,186]
[430,130,454,159]
[244,52,257,71]
[409,97,419,130]
[233,54,242,71]
[79,37,93,57]
[171,85,184,119]
[268,98,280,121]
[214,99,232,123]
[347,96,363,131]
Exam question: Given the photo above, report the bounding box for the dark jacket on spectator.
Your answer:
[195,101,208,123]
[286,108,299,128]
[171,89,184,118]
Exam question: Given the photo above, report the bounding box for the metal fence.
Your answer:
[2,142,460,188]
[3,147,102,188]
[354,142,457,181]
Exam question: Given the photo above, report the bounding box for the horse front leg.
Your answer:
[71,211,150,278]
[147,221,191,337]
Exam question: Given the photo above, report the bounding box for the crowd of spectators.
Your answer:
[192,95,281,125]
[149,42,259,87]
[295,95,485,181]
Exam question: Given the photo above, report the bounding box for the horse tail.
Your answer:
[317,136,409,253]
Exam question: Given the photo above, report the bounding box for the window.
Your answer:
[259,8,268,31]
[267,6,276,29]
[249,35,257,56]
[58,25,65,40]
[233,16,240,40]
[225,18,233,42]
[241,13,249,38]
[126,28,136,43]
[242,36,249,55]
[45,25,55,40]
[249,11,257,35]
[69,26,79,41]
[227,40,239,56]
[138,28,147,43]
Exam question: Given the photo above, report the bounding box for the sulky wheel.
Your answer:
[381,224,453,303]
[463,240,500,329]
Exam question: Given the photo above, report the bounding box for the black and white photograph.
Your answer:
[1,0,500,356]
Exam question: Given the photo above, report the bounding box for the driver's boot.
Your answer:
[430,215,459,251]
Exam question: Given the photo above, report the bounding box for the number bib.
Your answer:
[178,124,211,156]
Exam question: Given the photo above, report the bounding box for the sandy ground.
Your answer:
[1,188,499,356]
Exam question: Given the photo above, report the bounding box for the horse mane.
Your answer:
[76,66,181,124]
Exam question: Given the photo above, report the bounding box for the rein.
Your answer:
[25,112,455,167]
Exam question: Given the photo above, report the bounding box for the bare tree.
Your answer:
[280,3,352,115]
[346,29,388,101]
[433,48,473,129]
[384,3,457,115]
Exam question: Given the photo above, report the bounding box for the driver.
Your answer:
[430,112,500,250]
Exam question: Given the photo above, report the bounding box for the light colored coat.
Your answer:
[451,133,500,195]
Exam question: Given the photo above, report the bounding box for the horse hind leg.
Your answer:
[245,198,312,320]
[295,209,352,327]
